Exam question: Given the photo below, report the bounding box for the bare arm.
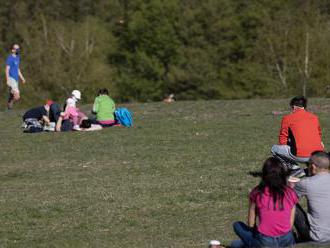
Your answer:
[92,98,98,114]
[55,117,63,132]
[290,206,296,227]
[42,116,50,125]
[19,69,25,83]
[248,201,256,228]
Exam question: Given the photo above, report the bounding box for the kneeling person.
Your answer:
[23,103,50,124]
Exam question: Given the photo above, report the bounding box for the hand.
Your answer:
[55,125,61,132]
[22,78,26,84]
[288,176,300,188]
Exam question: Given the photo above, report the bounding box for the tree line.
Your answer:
[0,0,329,106]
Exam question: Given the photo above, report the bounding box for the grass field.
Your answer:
[1,99,330,247]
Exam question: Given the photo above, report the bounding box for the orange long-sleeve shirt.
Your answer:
[279,109,323,157]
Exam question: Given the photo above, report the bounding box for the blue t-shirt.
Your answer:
[6,55,20,81]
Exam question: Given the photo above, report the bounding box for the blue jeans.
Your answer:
[231,221,295,248]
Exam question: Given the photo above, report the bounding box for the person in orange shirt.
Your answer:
[271,96,324,175]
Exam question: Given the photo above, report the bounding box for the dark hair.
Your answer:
[257,157,287,210]
[290,96,307,108]
[10,43,19,50]
[310,151,330,169]
[80,119,92,129]
[97,88,109,96]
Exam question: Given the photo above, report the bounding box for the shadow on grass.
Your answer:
[0,171,29,182]
[247,171,262,178]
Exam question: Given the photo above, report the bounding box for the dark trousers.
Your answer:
[90,118,118,127]
[294,203,312,242]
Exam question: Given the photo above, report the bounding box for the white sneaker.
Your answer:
[289,164,301,170]
[73,125,81,131]
[21,122,27,129]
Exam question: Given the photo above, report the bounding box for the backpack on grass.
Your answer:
[115,108,133,127]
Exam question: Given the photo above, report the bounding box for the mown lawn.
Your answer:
[1,99,330,247]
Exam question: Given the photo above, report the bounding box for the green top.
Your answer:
[92,95,116,121]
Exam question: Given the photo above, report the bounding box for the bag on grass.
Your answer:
[115,108,133,127]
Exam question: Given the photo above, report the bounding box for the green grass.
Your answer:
[1,99,330,247]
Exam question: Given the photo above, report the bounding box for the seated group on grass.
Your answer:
[22,88,117,133]
[231,96,330,248]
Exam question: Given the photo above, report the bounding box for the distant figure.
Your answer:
[6,43,26,110]
[61,90,87,130]
[294,151,330,243]
[231,157,297,248]
[163,93,175,103]
[92,88,116,127]
[271,96,324,174]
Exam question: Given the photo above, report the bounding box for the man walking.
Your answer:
[6,43,26,110]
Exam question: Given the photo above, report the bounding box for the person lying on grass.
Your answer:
[293,151,330,244]
[79,119,102,132]
[91,88,116,127]
[231,157,298,248]
[55,117,102,132]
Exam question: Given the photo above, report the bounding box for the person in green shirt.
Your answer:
[92,88,116,127]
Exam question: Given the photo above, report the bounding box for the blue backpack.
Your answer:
[115,108,133,127]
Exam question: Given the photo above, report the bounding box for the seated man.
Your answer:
[294,151,330,243]
[271,96,324,169]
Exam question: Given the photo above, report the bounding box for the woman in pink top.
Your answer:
[231,157,298,248]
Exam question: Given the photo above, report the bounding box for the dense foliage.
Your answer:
[1,0,330,104]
